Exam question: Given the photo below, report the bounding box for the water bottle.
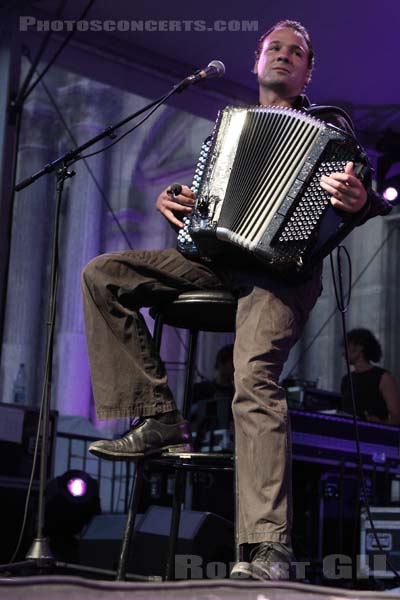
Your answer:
[13,363,27,404]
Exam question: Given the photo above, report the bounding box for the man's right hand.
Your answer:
[155,185,196,230]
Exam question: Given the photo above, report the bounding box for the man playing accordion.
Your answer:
[82,20,391,580]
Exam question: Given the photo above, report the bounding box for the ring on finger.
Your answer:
[167,183,182,197]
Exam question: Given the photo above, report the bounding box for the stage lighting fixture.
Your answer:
[383,186,398,202]
[67,476,87,498]
[45,469,101,537]
[381,175,400,206]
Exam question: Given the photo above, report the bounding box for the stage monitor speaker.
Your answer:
[0,402,57,480]
[79,514,142,572]
[133,505,234,578]
[0,403,57,563]
[79,506,234,579]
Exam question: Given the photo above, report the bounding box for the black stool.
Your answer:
[116,290,237,581]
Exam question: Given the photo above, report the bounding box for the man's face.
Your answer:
[254,27,311,97]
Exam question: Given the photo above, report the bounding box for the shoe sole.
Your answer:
[230,562,253,579]
[88,443,193,461]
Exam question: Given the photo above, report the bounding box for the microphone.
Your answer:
[177,60,225,91]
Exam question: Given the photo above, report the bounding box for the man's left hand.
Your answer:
[320,161,367,213]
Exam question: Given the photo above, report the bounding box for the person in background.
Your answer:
[341,328,400,425]
[191,344,235,451]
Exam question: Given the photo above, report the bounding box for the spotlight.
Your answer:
[67,476,87,498]
[380,175,400,205]
[383,186,399,202]
[45,470,101,537]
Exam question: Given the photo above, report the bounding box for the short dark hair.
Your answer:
[215,344,234,368]
[347,329,382,363]
[254,20,315,71]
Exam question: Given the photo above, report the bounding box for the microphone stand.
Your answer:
[0,72,203,575]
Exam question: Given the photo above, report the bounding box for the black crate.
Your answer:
[360,506,400,578]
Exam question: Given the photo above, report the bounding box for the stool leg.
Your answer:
[164,329,197,580]
[182,329,198,419]
[116,460,144,581]
[165,469,186,581]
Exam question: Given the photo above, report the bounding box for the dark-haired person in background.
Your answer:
[341,329,400,425]
[191,344,235,451]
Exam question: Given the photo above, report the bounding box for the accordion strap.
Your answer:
[306,104,355,134]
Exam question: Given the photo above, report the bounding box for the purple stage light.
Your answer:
[45,470,100,536]
[67,477,87,497]
[383,186,399,202]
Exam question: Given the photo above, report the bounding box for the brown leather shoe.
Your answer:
[88,417,192,460]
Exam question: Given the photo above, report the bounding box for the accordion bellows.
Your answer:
[177,106,370,274]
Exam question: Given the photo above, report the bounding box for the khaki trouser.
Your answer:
[82,247,322,544]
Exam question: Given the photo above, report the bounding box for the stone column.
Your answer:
[0,13,21,346]
[52,77,122,418]
[381,215,400,380]
[0,84,60,405]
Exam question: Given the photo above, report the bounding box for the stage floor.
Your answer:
[1,576,400,600]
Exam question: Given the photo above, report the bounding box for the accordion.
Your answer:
[177,106,370,273]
